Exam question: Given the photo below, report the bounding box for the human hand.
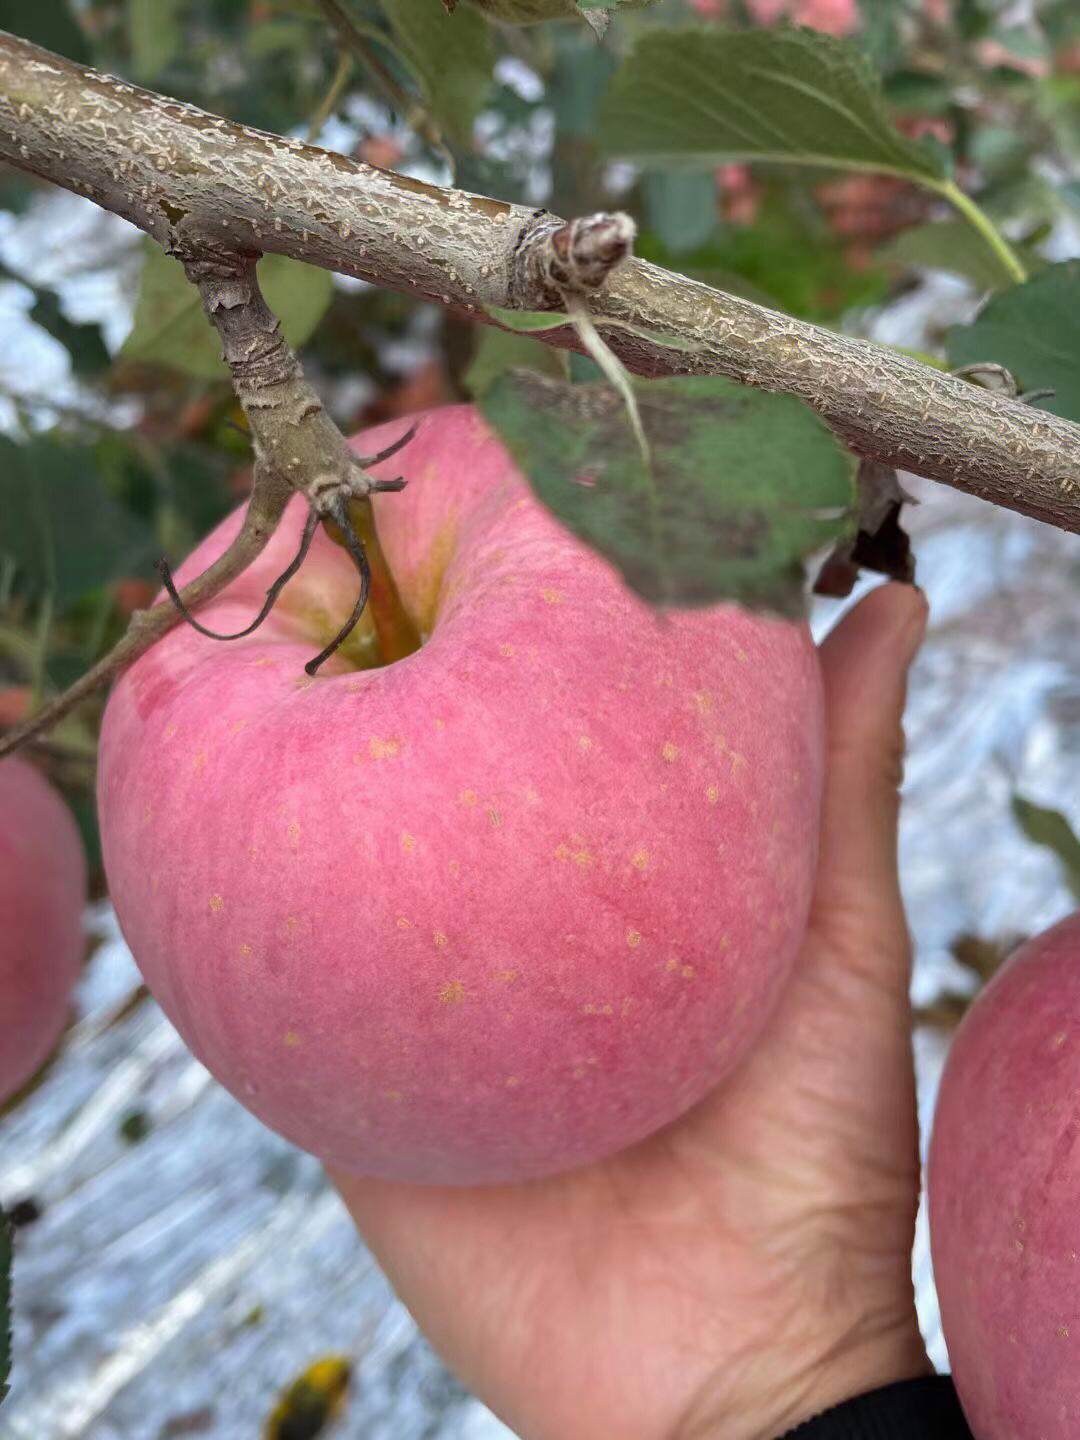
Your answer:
[332,581,932,1440]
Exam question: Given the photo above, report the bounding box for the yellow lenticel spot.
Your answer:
[287,821,301,846]
[499,643,515,657]
[401,832,417,853]
[438,980,465,1005]
[626,929,642,948]
[192,750,208,771]
[238,943,253,959]
[661,741,679,763]
[487,808,502,828]
[209,894,224,914]
[459,789,478,807]
[505,1075,521,1088]
[448,860,461,878]
[694,691,714,715]
[369,736,402,759]
[705,784,720,804]
[384,1089,403,1103]
[396,915,412,929]
[631,848,650,871]
[284,1031,302,1048]
[498,969,519,986]
[578,736,593,752]
[285,915,301,933]
[541,587,564,605]
[164,722,178,740]
[582,1002,614,1016]
[433,931,448,948]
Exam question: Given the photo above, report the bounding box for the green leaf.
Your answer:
[640,170,719,257]
[1012,796,1080,904]
[450,0,590,22]
[0,1205,10,1406]
[596,26,947,184]
[125,0,184,79]
[946,260,1080,422]
[0,436,156,607]
[375,0,495,149]
[0,0,90,63]
[464,326,568,398]
[479,372,856,611]
[483,304,701,353]
[878,218,1019,292]
[29,289,111,377]
[121,244,334,381]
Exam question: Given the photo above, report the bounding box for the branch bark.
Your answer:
[2,29,1079,533]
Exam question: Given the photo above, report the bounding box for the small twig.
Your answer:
[0,470,294,759]
[312,0,452,163]
[304,494,373,675]
[157,508,320,643]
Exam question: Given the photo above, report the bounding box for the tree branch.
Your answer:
[1,27,1078,535]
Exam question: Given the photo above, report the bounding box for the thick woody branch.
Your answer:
[1,28,1079,533]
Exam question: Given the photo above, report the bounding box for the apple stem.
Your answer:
[344,497,422,666]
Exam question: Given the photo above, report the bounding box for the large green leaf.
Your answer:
[596,26,946,183]
[121,244,334,381]
[0,436,156,607]
[946,260,1080,422]
[374,0,495,149]
[878,218,1020,292]
[479,372,856,612]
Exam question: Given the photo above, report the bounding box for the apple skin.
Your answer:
[0,756,87,1102]
[97,404,824,1184]
[928,913,1080,1439]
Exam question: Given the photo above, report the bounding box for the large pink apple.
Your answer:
[0,756,87,1101]
[928,912,1080,1439]
[97,404,824,1183]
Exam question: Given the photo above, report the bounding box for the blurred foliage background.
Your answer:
[2,0,1080,883]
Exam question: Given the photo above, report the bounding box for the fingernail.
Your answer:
[896,587,929,669]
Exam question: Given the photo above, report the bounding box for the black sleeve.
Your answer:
[773,1374,976,1439]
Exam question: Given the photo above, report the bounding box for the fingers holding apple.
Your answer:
[97,405,824,1183]
[0,756,87,1102]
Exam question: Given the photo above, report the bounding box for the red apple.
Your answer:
[0,755,87,1101]
[928,912,1080,1439]
[97,405,824,1183]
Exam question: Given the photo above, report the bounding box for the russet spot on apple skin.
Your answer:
[97,404,825,1184]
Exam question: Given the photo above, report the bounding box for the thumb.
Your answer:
[810,582,928,943]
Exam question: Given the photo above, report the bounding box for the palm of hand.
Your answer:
[334,585,932,1440]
